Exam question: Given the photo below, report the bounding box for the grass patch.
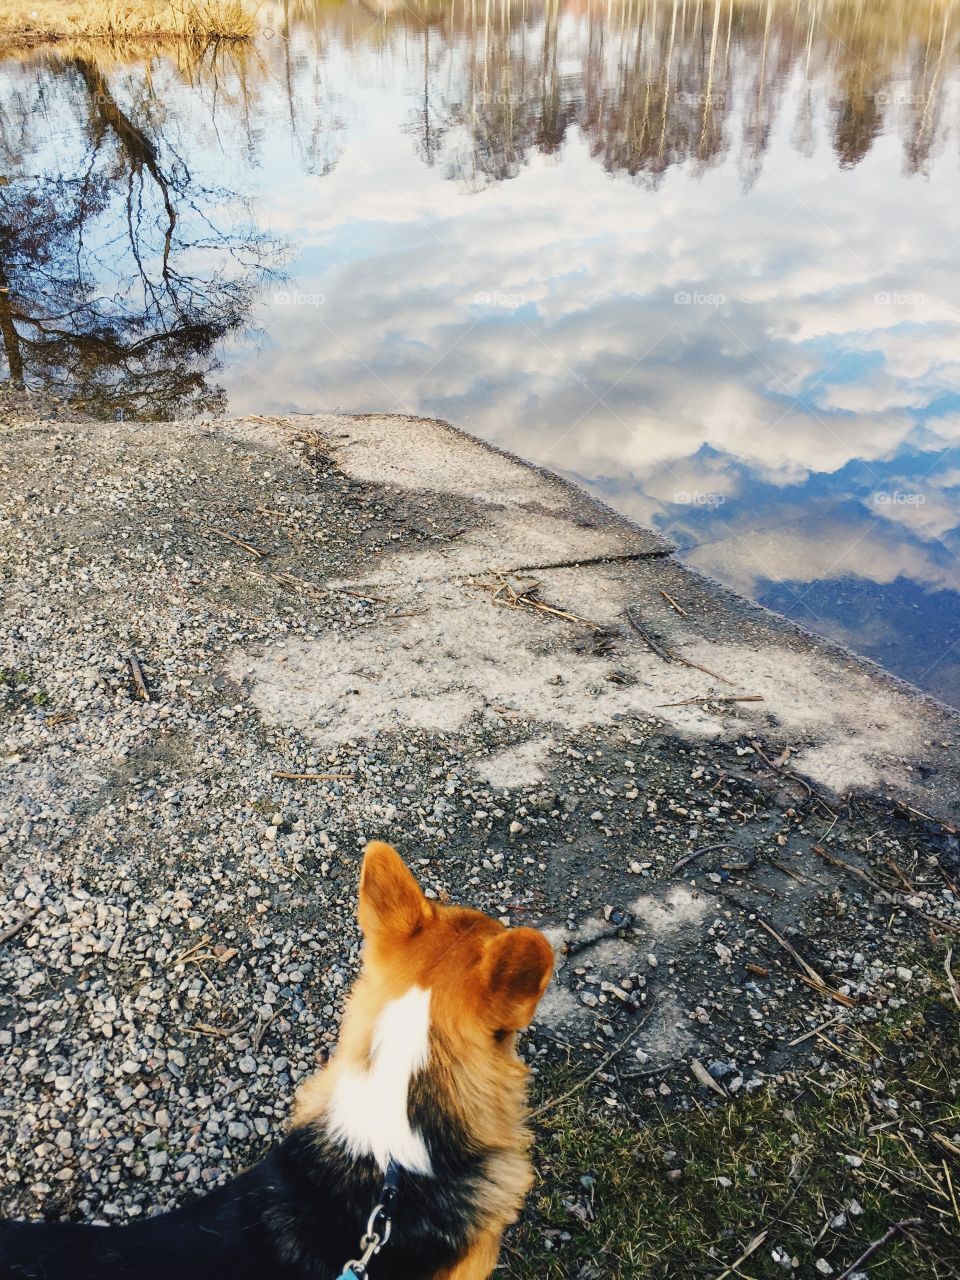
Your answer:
[508,990,960,1278]
[0,0,257,43]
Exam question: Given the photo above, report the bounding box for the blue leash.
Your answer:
[337,1160,402,1279]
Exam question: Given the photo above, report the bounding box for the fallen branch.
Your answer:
[170,936,212,968]
[671,842,742,875]
[0,906,42,946]
[624,607,673,661]
[813,846,960,937]
[753,916,824,985]
[271,770,352,782]
[624,607,735,685]
[835,1219,923,1280]
[481,574,603,631]
[253,1009,281,1052]
[796,973,857,1008]
[788,1013,847,1047]
[812,845,880,890]
[656,694,763,708]
[198,521,268,558]
[714,1230,768,1280]
[895,801,957,836]
[659,589,688,617]
[127,652,151,702]
[885,857,916,894]
[530,1002,657,1119]
[191,1012,255,1039]
[946,948,960,1013]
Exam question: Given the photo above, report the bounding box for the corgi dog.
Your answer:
[0,841,554,1279]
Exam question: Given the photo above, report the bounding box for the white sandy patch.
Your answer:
[631,885,713,937]
[230,583,635,743]
[637,993,696,1061]
[534,983,584,1029]
[317,414,573,509]
[473,738,555,788]
[231,573,928,799]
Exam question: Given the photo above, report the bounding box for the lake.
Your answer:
[2,0,959,705]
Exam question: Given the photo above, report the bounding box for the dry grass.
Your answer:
[509,972,960,1278]
[0,0,258,43]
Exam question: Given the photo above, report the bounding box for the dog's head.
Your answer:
[293,841,554,1189]
[356,840,554,1041]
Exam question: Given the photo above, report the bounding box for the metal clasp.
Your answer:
[341,1202,393,1278]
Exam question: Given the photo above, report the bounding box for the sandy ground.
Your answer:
[1,412,958,1225]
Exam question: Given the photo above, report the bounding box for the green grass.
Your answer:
[507,988,960,1278]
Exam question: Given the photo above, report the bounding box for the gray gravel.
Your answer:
[1,413,958,1227]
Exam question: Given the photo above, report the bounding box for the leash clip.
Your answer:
[338,1160,402,1279]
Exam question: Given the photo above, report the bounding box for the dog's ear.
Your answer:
[480,928,554,1030]
[359,841,433,940]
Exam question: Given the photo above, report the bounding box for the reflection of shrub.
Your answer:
[0,0,258,43]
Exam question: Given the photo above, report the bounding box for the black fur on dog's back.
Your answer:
[0,1123,485,1280]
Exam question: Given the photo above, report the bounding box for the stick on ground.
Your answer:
[946,947,960,1013]
[714,1229,768,1280]
[271,770,352,782]
[127,653,151,702]
[835,1218,923,1280]
[0,906,42,946]
[530,1003,657,1119]
[624,607,736,685]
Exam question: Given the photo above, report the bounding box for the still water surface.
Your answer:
[2,1,959,703]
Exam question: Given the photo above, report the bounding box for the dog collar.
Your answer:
[338,1160,402,1279]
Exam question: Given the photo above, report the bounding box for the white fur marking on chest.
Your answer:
[328,985,433,1174]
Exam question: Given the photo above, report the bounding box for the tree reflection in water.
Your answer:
[316,0,959,191]
[1,0,958,418]
[0,44,282,419]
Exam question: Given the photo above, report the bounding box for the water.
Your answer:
[2,0,959,704]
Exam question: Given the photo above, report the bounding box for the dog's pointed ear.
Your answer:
[359,841,433,940]
[480,928,554,1030]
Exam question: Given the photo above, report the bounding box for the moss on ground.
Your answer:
[507,979,960,1279]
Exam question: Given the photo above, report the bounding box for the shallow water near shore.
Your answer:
[1,0,959,705]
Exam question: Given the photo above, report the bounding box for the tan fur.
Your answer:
[292,841,554,1279]
[433,1231,504,1279]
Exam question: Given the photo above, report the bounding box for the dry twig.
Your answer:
[475,573,603,630]
[659,589,688,617]
[835,1218,923,1280]
[624,606,735,685]
[945,947,960,1013]
[714,1230,768,1280]
[788,1013,846,1047]
[199,521,268,558]
[272,770,352,782]
[0,906,42,946]
[656,694,763,708]
[531,1003,657,1119]
[127,653,151,702]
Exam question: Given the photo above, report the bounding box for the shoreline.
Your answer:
[1,410,958,1274]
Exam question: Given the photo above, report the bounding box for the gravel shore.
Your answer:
[1,412,958,1228]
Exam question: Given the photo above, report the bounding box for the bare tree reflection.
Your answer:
[0,50,282,418]
[377,0,960,190]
